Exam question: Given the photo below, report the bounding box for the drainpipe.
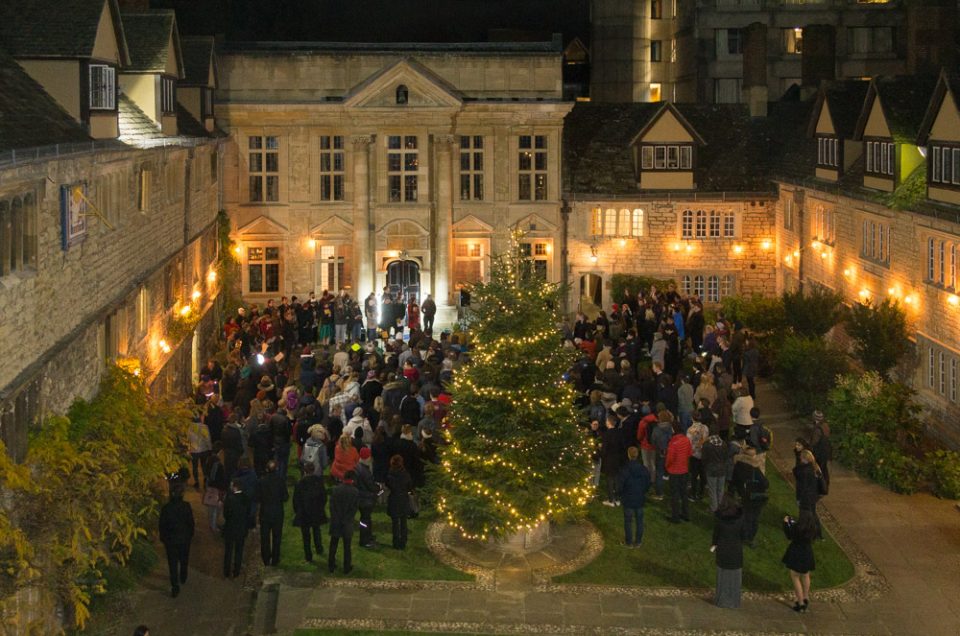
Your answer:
[795,189,806,292]
[560,198,571,316]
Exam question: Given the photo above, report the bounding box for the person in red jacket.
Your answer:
[665,420,693,523]
[636,404,659,489]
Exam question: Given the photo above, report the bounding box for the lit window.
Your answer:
[247,245,281,293]
[319,136,345,201]
[518,135,548,201]
[388,135,419,202]
[460,136,484,201]
[89,64,116,110]
[649,83,662,102]
[249,136,280,202]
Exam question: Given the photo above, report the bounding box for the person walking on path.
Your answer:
[385,454,414,549]
[292,462,327,563]
[665,420,693,522]
[222,479,250,578]
[328,470,360,574]
[783,510,818,613]
[255,459,289,567]
[158,484,194,598]
[617,446,651,547]
[809,410,833,490]
[712,495,745,609]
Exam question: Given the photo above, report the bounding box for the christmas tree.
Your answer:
[436,233,594,540]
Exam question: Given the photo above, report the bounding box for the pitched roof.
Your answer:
[917,70,960,145]
[0,51,90,153]
[563,100,816,196]
[117,93,163,145]
[0,0,129,64]
[180,36,216,86]
[807,80,869,138]
[855,76,939,143]
[120,10,183,76]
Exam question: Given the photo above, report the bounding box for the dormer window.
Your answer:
[817,136,839,168]
[161,77,176,115]
[865,139,894,177]
[396,84,408,105]
[640,144,693,171]
[931,145,960,187]
[89,64,116,110]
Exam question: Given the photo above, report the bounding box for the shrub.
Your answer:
[827,373,925,493]
[925,450,960,500]
[721,294,787,335]
[781,287,845,337]
[609,273,675,304]
[774,335,849,414]
[846,299,909,376]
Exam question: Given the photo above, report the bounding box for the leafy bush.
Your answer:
[827,373,925,493]
[609,273,675,304]
[0,367,190,630]
[721,294,787,335]
[782,287,845,337]
[774,335,849,414]
[846,299,909,375]
[925,450,960,500]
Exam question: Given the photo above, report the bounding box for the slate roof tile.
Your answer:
[180,36,215,86]
[0,0,128,62]
[121,10,180,74]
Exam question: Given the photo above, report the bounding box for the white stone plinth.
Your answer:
[489,521,551,555]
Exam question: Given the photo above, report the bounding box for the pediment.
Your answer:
[630,103,706,147]
[237,215,288,237]
[452,214,494,235]
[343,58,463,109]
[815,100,836,135]
[310,215,353,238]
[514,213,558,234]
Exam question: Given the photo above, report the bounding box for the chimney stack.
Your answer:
[801,25,836,100]
[741,22,768,117]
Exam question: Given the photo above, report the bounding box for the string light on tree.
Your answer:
[435,230,594,540]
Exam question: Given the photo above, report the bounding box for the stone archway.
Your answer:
[579,273,602,319]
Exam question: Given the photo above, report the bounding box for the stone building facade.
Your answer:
[218,42,571,320]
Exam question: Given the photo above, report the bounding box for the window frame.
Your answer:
[386,134,420,203]
[245,243,282,295]
[640,144,694,172]
[88,63,116,111]
[865,138,895,178]
[459,135,485,202]
[929,143,960,188]
[160,75,176,115]
[319,135,345,202]
[248,135,281,203]
[517,134,548,202]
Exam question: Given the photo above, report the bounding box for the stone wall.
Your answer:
[0,141,222,459]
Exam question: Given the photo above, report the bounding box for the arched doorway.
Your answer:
[387,259,420,303]
[579,273,602,319]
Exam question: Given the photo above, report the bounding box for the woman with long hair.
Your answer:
[385,454,413,549]
[793,449,823,539]
[782,509,818,612]
[330,433,359,482]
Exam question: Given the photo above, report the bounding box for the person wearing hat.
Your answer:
[257,375,277,403]
[355,447,380,548]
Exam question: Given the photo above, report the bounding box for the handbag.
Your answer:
[203,486,222,507]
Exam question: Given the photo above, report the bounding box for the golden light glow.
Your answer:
[159,339,172,353]
[820,251,828,259]
[191,289,202,301]
[672,243,681,252]
[619,239,627,248]
[732,245,744,255]
[949,295,960,307]
[888,287,898,297]
[233,244,242,255]
[904,295,915,305]
[179,305,192,317]
[858,289,871,301]
[207,270,217,283]
[812,240,822,251]
[843,268,853,278]
[760,239,772,251]
[684,243,693,253]
[785,255,793,265]
[590,254,598,263]
[307,238,317,249]
[545,243,552,254]
[793,250,800,258]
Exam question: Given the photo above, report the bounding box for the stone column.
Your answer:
[352,135,374,300]
[434,135,454,310]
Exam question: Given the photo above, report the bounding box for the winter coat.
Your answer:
[344,415,374,445]
[292,474,327,527]
[636,413,658,450]
[301,438,329,476]
[617,460,652,509]
[397,438,425,488]
[794,462,820,509]
[386,468,413,518]
[600,427,626,475]
[255,470,289,524]
[687,421,710,459]
[702,435,728,477]
[650,422,673,455]
[742,347,760,378]
[221,490,250,541]
[354,462,380,509]
[328,481,360,537]
[712,509,745,569]
[677,383,695,415]
[159,497,195,546]
[731,395,754,427]
[331,445,360,481]
[665,433,693,475]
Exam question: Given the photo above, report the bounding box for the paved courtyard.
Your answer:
[102,380,960,636]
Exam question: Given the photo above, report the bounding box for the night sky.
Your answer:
[153,0,590,44]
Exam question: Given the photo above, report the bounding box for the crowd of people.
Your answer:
[158,281,832,616]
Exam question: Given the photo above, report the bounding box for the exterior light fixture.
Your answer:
[307,238,317,249]
[948,294,960,307]
[179,305,192,317]
[191,289,201,301]
[820,251,828,259]
[159,339,172,353]
[732,245,744,255]
[619,238,627,248]
[672,243,681,252]
[760,239,772,250]
[207,270,217,283]
[811,240,822,251]
[785,255,793,265]
[858,289,870,301]
[233,244,242,255]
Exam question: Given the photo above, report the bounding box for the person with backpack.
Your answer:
[292,461,327,563]
[301,424,329,477]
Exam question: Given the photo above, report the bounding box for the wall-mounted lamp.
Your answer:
[732,245,744,255]
[760,239,772,251]
[207,270,217,284]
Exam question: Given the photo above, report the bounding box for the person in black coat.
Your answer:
[158,485,194,598]
[783,510,818,612]
[328,471,360,574]
[617,447,651,546]
[222,479,250,578]
[793,449,823,539]
[292,463,327,563]
[396,425,424,513]
[385,455,413,549]
[355,449,381,548]
[255,460,289,566]
[600,415,626,505]
[711,496,744,609]
[249,419,274,476]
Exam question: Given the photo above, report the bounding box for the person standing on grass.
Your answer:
[711,495,744,609]
[600,414,626,506]
[701,429,728,512]
[355,447,382,548]
[686,413,709,502]
[386,454,414,549]
[783,510,818,613]
[222,479,249,578]
[328,470,360,574]
[665,420,693,523]
[158,484,194,598]
[292,462,327,563]
[617,446,651,547]
[255,459,288,567]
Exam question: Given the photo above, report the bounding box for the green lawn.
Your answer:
[278,460,471,581]
[555,467,855,591]
[295,631,468,636]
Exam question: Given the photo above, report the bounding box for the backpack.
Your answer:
[753,422,772,452]
[301,441,322,471]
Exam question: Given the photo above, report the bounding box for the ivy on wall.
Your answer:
[0,366,190,631]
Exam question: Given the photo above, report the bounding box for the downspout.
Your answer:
[795,188,805,292]
[561,198,571,316]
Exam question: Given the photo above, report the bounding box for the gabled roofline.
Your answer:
[917,69,954,146]
[806,89,829,139]
[852,80,879,142]
[628,102,707,148]
[107,0,131,67]
[342,57,463,108]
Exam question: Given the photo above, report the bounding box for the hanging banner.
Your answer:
[60,183,87,250]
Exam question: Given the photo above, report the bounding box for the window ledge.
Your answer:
[0,270,36,289]
[924,280,956,293]
[858,255,890,269]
